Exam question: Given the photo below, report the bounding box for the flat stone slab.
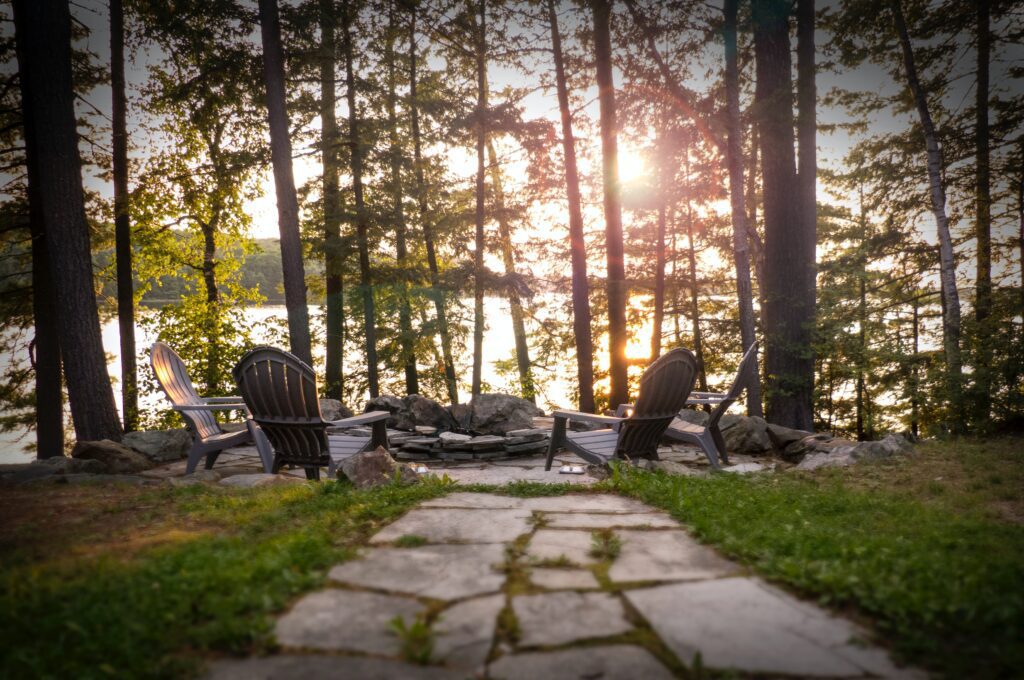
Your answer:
[527,529,598,566]
[520,494,655,514]
[608,530,739,583]
[544,512,678,529]
[436,465,597,486]
[275,589,421,656]
[370,508,532,544]
[420,492,525,509]
[328,544,506,601]
[433,593,505,670]
[512,591,632,647]
[219,473,301,488]
[488,645,674,680]
[624,577,909,677]
[204,655,460,679]
[529,568,600,590]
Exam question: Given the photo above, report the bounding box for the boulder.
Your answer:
[722,416,773,455]
[339,446,421,489]
[782,433,838,462]
[795,447,858,471]
[0,463,59,485]
[37,456,107,475]
[766,424,812,451]
[403,394,457,430]
[123,429,192,463]
[851,434,914,460]
[364,395,414,431]
[636,459,709,478]
[793,434,912,471]
[674,409,710,427]
[468,393,543,435]
[447,403,473,430]
[72,439,153,474]
[320,398,355,422]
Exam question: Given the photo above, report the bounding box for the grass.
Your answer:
[1,437,1020,678]
[607,436,1024,678]
[388,613,434,665]
[589,528,622,560]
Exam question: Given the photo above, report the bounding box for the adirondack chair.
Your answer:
[545,348,698,470]
[615,342,759,470]
[232,346,391,480]
[151,341,272,474]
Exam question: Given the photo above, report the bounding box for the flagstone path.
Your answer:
[205,490,923,679]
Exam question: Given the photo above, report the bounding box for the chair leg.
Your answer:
[305,467,320,481]
[699,431,722,471]
[248,421,274,473]
[710,426,730,466]
[185,442,205,474]
[545,417,567,471]
[204,450,221,470]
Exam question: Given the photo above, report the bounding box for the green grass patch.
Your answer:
[608,451,1024,679]
[589,528,622,560]
[0,478,450,678]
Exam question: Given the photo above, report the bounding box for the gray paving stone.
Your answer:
[527,529,597,566]
[544,512,678,529]
[624,577,909,677]
[204,655,460,679]
[420,492,525,509]
[370,508,532,544]
[437,465,597,486]
[328,544,506,601]
[488,645,673,680]
[608,530,739,583]
[274,589,421,656]
[512,591,632,647]
[433,593,505,670]
[520,494,655,513]
[529,568,600,590]
[219,473,302,488]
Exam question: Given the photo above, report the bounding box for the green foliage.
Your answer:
[394,534,428,548]
[589,528,622,561]
[388,614,435,665]
[609,454,1024,678]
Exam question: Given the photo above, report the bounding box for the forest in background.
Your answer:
[1,0,1022,455]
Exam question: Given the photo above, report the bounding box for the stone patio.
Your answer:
[205,491,923,679]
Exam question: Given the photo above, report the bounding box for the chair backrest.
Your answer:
[707,342,759,427]
[151,341,221,441]
[617,348,698,458]
[232,346,328,466]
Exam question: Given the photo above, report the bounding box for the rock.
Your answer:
[467,435,506,450]
[363,395,414,431]
[403,394,457,430]
[795,449,857,470]
[219,473,303,488]
[340,446,420,489]
[852,434,914,460]
[123,429,192,463]
[488,645,674,680]
[637,459,709,478]
[722,416,773,455]
[722,462,768,474]
[37,456,108,474]
[766,424,812,451]
[0,463,59,484]
[717,413,745,431]
[796,434,913,471]
[468,393,542,435]
[439,431,473,447]
[71,439,153,474]
[505,428,548,440]
[674,409,710,426]
[319,398,354,421]
[433,594,506,670]
[447,403,473,430]
[512,591,632,647]
[782,433,838,462]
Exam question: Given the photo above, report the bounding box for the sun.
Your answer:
[618,147,647,184]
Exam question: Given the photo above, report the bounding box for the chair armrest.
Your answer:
[552,409,623,426]
[173,403,247,412]
[686,398,727,405]
[202,396,247,404]
[613,404,634,418]
[690,391,727,398]
[328,410,391,428]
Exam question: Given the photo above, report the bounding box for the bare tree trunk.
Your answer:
[547,0,594,412]
[321,0,344,400]
[592,0,629,408]
[974,0,992,423]
[911,295,920,438]
[258,0,312,365]
[753,0,814,430]
[797,0,817,416]
[410,6,458,404]
[891,0,964,432]
[386,0,418,395]
[487,141,535,402]
[343,3,379,397]
[13,0,122,442]
[683,146,708,393]
[471,0,487,398]
[111,0,137,432]
[856,186,868,441]
[724,0,762,417]
[26,128,64,458]
[201,209,222,392]
[650,190,666,362]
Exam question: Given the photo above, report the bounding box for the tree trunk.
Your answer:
[201,210,222,392]
[650,189,666,362]
[26,124,64,458]
[487,141,535,402]
[111,0,137,432]
[592,0,629,408]
[753,0,814,430]
[683,146,709,394]
[343,4,379,397]
[911,295,920,438]
[891,0,964,432]
[723,0,762,417]
[974,0,991,423]
[13,0,122,442]
[796,0,817,417]
[547,0,594,412]
[258,0,312,366]
[856,187,868,441]
[410,5,458,404]
[471,0,487,398]
[321,0,344,400]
